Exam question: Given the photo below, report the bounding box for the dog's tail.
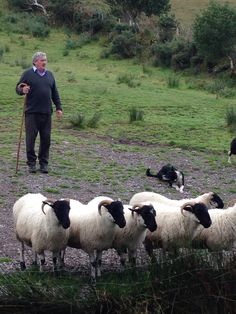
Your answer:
[146,168,158,178]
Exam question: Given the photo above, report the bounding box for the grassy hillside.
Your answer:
[171,0,236,26]
[0,28,234,154]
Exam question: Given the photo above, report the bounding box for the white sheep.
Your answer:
[13,193,70,271]
[67,197,126,279]
[144,201,212,257]
[192,203,236,252]
[112,202,157,266]
[129,191,224,209]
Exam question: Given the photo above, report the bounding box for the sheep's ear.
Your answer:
[182,205,193,213]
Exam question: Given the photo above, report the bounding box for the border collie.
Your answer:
[146,164,184,193]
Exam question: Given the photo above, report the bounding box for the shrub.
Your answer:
[111,31,139,59]
[69,113,86,129]
[167,73,180,88]
[117,73,140,88]
[158,13,177,42]
[129,107,144,122]
[204,79,235,98]
[24,16,50,38]
[87,112,102,128]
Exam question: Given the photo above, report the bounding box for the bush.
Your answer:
[158,13,177,42]
[69,113,86,129]
[167,73,180,88]
[87,112,102,128]
[117,73,140,88]
[152,39,196,69]
[129,107,144,122]
[111,31,140,59]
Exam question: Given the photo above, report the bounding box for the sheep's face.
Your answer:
[138,205,157,232]
[191,203,212,228]
[106,201,126,228]
[211,193,224,208]
[51,200,71,229]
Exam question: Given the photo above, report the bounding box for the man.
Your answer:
[16,51,63,174]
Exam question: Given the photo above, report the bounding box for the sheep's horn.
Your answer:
[98,199,112,215]
[180,202,195,215]
[41,199,55,215]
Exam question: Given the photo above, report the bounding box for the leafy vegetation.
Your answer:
[193,1,236,62]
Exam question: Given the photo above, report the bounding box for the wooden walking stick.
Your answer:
[15,83,28,174]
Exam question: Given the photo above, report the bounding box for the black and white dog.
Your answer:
[228,138,236,163]
[146,164,184,193]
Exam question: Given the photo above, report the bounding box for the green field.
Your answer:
[0,29,235,158]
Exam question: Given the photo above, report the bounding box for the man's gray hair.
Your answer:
[32,52,47,65]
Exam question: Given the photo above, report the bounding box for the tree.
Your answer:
[193,1,236,70]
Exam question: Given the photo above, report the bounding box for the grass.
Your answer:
[0,3,235,310]
[0,251,235,313]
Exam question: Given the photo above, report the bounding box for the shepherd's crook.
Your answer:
[15,83,27,174]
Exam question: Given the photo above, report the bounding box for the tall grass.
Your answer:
[0,250,235,313]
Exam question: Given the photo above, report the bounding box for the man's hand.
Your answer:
[18,83,30,94]
[56,110,63,119]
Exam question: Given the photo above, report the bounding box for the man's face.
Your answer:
[34,56,47,71]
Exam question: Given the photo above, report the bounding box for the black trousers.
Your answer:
[25,113,51,167]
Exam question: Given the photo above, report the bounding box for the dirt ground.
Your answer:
[0,134,235,274]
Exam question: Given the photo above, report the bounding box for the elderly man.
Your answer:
[16,52,63,174]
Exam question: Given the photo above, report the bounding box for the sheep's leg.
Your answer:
[60,249,66,267]
[96,250,102,277]
[19,242,26,270]
[128,249,137,266]
[144,238,155,261]
[119,252,127,267]
[52,252,58,272]
[89,251,97,280]
[38,253,46,272]
[32,251,38,266]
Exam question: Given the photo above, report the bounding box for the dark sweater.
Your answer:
[16,68,62,114]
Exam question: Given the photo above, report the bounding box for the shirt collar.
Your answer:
[33,65,47,76]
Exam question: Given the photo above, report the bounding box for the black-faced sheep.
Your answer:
[112,202,157,266]
[67,197,126,279]
[192,203,236,251]
[143,201,212,257]
[129,191,224,209]
[13,193,70,271]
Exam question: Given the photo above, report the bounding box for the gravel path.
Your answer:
[0,135,235,275]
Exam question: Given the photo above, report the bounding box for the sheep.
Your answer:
[143,201,212,257]
[67,197,126,279]
[146,164,184,193]
[228,137,236,163]
[192,203,236,252]
[129,191,224,209]
[13,193,70,271]
[112,202,157,267]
